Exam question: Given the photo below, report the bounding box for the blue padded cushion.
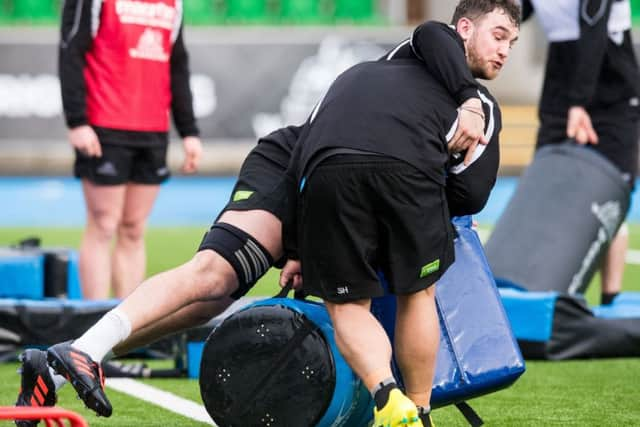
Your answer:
[0,249,44,299]
[498,288,558,342]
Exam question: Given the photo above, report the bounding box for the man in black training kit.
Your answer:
[522,0,640,305]
[280,1,520,426]
[15,3,511,427]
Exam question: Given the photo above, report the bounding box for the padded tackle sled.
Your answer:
[197,216,525,426]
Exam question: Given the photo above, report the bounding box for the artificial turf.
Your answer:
[1,358,638,426]
[0,226,639,426]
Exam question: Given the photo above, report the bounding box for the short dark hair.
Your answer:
[451,0,521,27]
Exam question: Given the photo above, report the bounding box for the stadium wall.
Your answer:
[0,26,635,175]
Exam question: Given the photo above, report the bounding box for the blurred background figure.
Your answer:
[59,0,202,299]
[522,0,640,304]
[252,36,386,137]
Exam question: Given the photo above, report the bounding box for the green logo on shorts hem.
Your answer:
[232,190,254,202]
[420,259,440,278]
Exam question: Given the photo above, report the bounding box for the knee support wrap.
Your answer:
[198,222,274,298]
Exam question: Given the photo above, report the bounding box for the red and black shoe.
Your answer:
[15,349,57,427]
[47,342,112,417]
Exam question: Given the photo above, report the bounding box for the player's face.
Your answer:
[459,9,519,80]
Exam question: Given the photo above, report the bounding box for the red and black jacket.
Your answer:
[59,0,199,143]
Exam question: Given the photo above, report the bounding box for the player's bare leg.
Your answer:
[600,224,627,304]
[79,180,126,299]
[325,299,422,427]
[112,183,160,298]
[395,286,439,426]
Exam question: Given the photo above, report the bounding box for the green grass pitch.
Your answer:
[0,226,639,426]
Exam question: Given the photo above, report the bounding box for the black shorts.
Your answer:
[299,155,455,303]
[74,143,170,185]
[219,142,290,221]
[537,107,639,186]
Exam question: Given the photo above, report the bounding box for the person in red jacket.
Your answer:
[59,0,202,299]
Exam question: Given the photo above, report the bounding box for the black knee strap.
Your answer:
[198,222,274,299]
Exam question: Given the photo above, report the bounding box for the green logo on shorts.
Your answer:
[420,259,440,278]
[232,190,254,202]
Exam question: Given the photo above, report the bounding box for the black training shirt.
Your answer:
[290,58,457,187]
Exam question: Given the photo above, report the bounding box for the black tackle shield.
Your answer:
[485,143,630,294]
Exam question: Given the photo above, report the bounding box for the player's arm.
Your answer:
[408,22,488,163]
[59,0,93,128]
[446,138,499,216]
[170,25,199,139]
[409,21,480,105]
[446,101,501,216]
[569,0,613,108]
[385,22,487,161]
[169,19,202,173]
[59,0,102,157]
[566,0,614,144]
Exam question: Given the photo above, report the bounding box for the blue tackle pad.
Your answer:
[371,216,525,408]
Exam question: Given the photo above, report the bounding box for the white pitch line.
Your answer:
[625,249,640,265]
[475,228,640,265]
[106,378,216,426]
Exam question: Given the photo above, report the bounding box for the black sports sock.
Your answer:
[601,292,619,305]
[372,379,398,410]
[417,406,433,426]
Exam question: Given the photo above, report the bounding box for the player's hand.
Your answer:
[68,125,102,157]
[181,136,202,174]
[449,98,488,165]
[567,106,598,145]
[280,259,302,290]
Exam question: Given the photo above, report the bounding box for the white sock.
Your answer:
[49,367,67,391]
[72,308,132,362]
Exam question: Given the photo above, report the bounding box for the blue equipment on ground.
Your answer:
[0,238,82,300]
[499,288,640,359]
[0,247,43,299]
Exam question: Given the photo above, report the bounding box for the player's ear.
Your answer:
[455,16,474,42]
